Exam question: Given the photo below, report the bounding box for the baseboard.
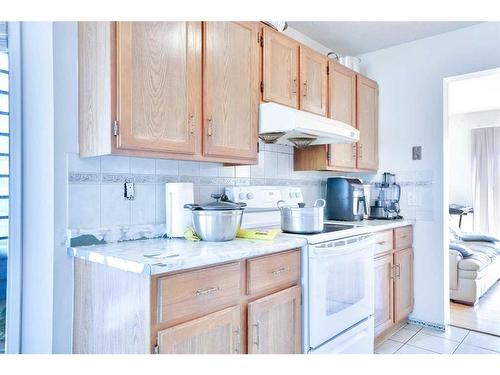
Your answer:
[407,317,446,331]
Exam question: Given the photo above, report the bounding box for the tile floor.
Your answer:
[375,323,500,354]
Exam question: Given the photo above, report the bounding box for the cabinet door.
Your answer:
[248,286,301,354]
[374,254,395,337]
[299,46,328,116]
[262,27,299,108]
[356,75,379,170]
[328,62,357,169]
[203,22,259,161]
[394,248,414,322]
[115,22,202,155]
[157,305,242,354]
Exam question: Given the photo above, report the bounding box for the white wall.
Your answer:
[21,22,55,353]
[359,22,500,326]
[449,110,500,206]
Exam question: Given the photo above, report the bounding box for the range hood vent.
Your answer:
[259,102,359,148]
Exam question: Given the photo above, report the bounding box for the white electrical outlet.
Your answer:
[407,189,417,206]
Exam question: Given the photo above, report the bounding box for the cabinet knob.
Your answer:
[207,118,213,137]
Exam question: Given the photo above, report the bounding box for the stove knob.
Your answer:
[238,192,246,200]
[246,193,254,200]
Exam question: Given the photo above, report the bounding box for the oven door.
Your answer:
[308,234,374,349]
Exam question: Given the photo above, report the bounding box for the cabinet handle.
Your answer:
[396,264,401,279]
[194,286,220,296]
[291,79,297,94]
[234,327,241,354]
[189,114,196,135]
[303,81,308,97]
[272,267,288,276]
[358,144,363,159]
[352,144,357,158]
[376,240,387,245]
[390,265,395,279]
[252,322,260,349]
[207,118,213,137]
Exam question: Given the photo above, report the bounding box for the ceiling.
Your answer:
[287,22,482,56]
[448,72,500,115]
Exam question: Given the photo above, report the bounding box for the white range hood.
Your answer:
[259,102,359,148]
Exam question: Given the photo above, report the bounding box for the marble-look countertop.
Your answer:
[68,236,308,276]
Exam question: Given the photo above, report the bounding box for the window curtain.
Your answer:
[471,127,500,237]
[0,22,6,52]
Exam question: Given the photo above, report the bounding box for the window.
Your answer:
[0,21,8,354]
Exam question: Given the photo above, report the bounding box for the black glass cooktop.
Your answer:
[321,224,355,233]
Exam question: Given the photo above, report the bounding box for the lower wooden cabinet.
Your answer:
[374,254,394,337]
[248,286,301,354]
[394,247,414,322]
[157,305,242,354]
[374,226,414,341]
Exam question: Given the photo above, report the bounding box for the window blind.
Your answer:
[0,22,7,53]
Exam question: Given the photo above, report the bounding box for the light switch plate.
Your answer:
[412,146,422,160]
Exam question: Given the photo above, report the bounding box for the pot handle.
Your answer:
[277,200,287,210]
[184,203,199,210]
[314,199,326,208]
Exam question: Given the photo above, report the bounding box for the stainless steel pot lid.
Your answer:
[184,193,246,211]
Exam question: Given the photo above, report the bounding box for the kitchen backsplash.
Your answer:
[67,143,375,231]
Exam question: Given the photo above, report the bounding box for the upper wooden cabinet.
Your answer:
[78,21,258,165]
[157,305,241,354]
[262,27,299,108]
[328,61,357,169]
[247,286,301,354]
[356,74,379,171]
[299,46,328,116]
[115,22,202,156]
[203,22,260,161]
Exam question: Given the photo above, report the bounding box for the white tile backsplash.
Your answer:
[130,184,156,225]
[130,157,155,175]
[101,184,130,226]
[67,144,376,230]
[155,159,179,175]
[68,184,100,228]
[101,155,130,174]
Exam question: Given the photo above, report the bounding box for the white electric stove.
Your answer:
[225,186,375,354]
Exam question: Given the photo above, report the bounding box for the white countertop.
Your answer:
[68,219,413,275]
[68,236,308,275]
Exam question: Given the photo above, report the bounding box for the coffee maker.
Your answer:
[369,172,402,220]
[326,177,367,221]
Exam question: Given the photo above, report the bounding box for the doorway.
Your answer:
[444,68,500,337]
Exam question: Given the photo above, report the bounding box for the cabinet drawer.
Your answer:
[373,230,394,257]
[247,250,300,296]
[394,226,413,250]
[157,262,240,325]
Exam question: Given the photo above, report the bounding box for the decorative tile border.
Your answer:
[68,172,326,187]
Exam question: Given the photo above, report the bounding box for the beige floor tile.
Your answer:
[396,344,438,354]
[389,328,419,343]
[407,332,460,354]
[375,339,404,354]
[462,331,500,352]
[454,343,498,354]
[402,324,422,332]
[420,326,469,342]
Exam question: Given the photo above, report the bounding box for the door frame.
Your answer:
[443,66,500,325]
[5,21,22,354]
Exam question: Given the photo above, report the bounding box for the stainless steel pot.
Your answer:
[277,199,326,234]
[184,194,246,242]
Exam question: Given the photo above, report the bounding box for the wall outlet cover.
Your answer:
[412,146,422,160]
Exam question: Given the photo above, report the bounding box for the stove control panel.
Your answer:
[225,186,304,208]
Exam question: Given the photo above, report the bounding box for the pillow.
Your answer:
[460,233,500,243]
[449,242,473,257]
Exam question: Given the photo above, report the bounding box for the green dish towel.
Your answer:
[184,226,201,242]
